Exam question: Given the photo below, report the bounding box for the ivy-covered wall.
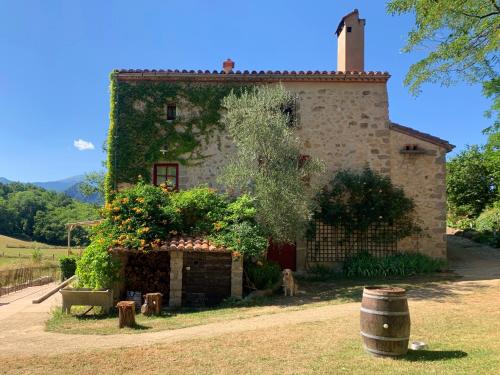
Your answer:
[105,71,249,201]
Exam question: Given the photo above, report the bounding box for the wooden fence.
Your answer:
[0,265,61,296]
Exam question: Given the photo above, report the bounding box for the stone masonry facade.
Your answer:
[113,70,452,270]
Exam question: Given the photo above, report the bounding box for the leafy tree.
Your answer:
[0,182,98,244]
[79,171,105,202]
[387,0,500,130]
[220,85,325,242]
[483,127,500,187]
[447,145,497,218]
[0,197,16,234]
[6,190,48,236]
[313,167,421,244]
[33,202,99,246]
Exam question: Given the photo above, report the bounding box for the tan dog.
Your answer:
[282,268,298,296]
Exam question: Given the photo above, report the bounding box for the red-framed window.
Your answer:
[153,163,179,190]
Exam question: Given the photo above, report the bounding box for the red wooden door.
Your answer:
[267,241,296,271]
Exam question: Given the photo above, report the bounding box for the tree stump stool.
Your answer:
[141,293,163,316]
[117,301,136,328]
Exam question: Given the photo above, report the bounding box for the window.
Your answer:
[347,26,352,32]
[166,104,176,121]
[153,163,179,190]
[281,98,297,127]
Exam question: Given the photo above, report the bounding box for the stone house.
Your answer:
[107,9,453,271]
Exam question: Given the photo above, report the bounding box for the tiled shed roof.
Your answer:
[110,237,229,252]
[160,237,228,252]
[389,122,454,152]
[115,69,390,83]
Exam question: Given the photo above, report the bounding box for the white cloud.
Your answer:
[73,139,95,151]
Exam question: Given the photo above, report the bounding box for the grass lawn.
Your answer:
[0,235,72,270]
[46,275,456,335]
[2,278,499,374]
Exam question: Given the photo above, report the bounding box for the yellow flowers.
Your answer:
[213,222,223,231]
[135,197,145,203]
[121,197,129,204]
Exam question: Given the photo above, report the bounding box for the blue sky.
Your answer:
[0,0,490,182]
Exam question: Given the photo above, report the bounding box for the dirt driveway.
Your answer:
[0,235,498,356]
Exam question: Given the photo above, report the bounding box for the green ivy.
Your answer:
[105,71,249,201]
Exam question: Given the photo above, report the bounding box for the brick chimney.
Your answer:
[336,9,365,72]
[222,58,235,73]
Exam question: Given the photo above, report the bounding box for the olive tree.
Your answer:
[220,85,325,242]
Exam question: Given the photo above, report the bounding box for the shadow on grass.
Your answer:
[71,311,152,331]
[403,349,468,362]
[125,323,151,331]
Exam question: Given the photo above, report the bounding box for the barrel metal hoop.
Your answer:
[360,331,410,341]
[360,307,409,316]
[363,294,408,301]
[363,346,407,357]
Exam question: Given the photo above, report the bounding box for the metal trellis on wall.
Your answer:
[306,220,398,263]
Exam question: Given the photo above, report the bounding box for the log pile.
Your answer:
[125,251,170,302]
[117,301,136,328]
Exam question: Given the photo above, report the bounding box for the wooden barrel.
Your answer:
[360,286,410,357]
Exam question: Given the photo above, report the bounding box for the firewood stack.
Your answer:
[125,251,170,301]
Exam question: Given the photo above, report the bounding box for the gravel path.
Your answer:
[0,235,498,356]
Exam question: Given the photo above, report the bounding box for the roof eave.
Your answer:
[115,70,391,83]
[389,122,455,152]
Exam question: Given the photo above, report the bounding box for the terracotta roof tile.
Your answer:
[160,237,228,252]
[115,69,390,83]
[389,122,454,152]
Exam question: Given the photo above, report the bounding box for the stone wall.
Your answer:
[112,249,242,307]
[389,130,448,258]
[124,80,449,266]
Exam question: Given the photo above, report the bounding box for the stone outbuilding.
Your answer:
[112,237,243,307]
[107,9,454,271]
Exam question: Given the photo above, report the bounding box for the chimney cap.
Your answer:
[335,9,361,36]
[222,58,235,73]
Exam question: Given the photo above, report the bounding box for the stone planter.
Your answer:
[60,288,113,314]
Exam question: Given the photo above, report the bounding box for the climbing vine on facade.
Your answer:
[104,71,249,201]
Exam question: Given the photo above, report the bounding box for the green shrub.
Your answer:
[170,187,227,235]
[343,251,445,278]
[78,183,268,289]
[245,259,281,290]
[31,249,43,264]
[315,167,420,240]
[59,256,78,280]
[447,145,497,219]
[475,204,500,233]
[76,226,120,289]
[211,222,267,258]
[306,265,342,281]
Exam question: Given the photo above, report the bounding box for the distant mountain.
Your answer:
[64,182,103,205]
[33,175,85,192]
[0,175,103,204]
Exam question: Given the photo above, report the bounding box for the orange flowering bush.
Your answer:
[77,183,268,288]
[101,182,180,250]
